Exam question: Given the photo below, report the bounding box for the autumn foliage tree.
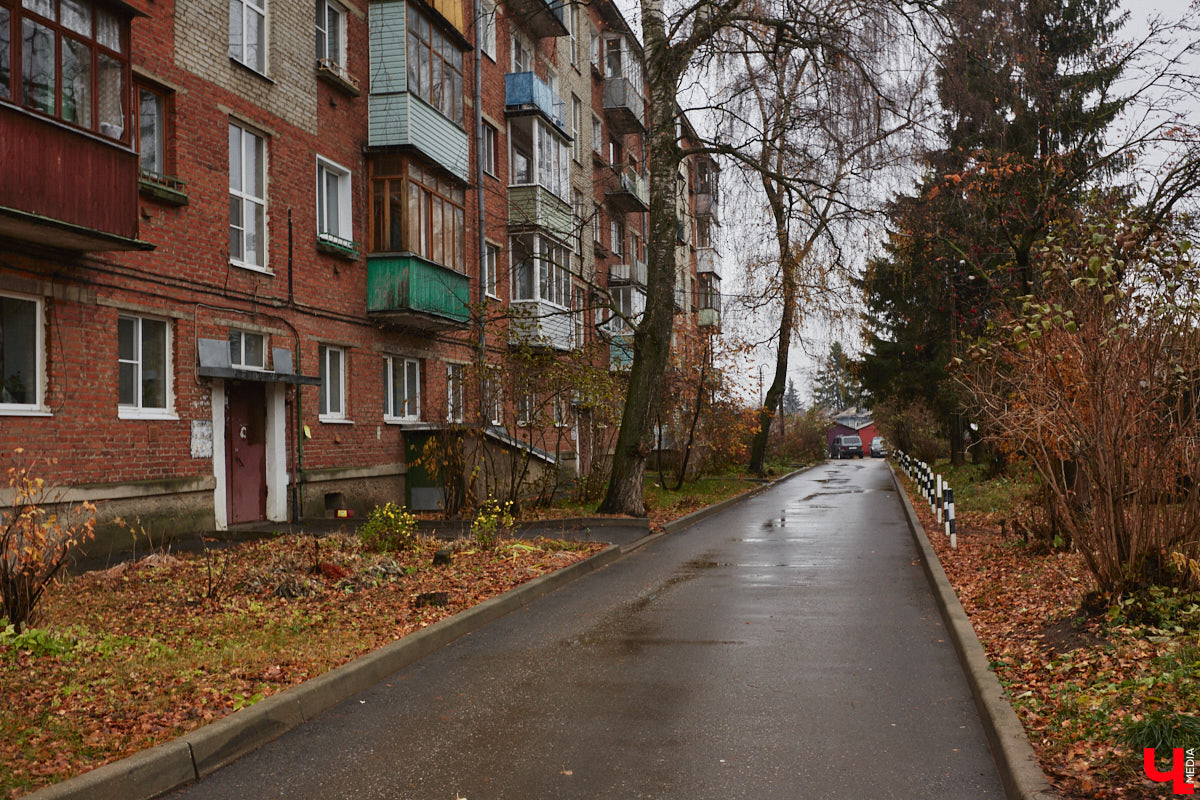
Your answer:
[1,450,96,630]
[957,203,1200,593]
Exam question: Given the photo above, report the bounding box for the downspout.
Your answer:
[288,209,304,523]
[474,0,487,418]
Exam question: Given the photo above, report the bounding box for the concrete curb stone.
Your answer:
[888,463,1061,800]
[28,466,815,800]
[26,544,622,800]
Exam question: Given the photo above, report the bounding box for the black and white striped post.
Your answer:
[945,486,956,548]
[935,473,944,524]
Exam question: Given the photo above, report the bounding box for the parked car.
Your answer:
[870,436,887,458]
[829,434,864,459]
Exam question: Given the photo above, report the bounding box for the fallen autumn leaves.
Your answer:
[900,473,1200,800]
[0,534,603,798]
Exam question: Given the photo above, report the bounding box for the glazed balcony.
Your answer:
[602,77,645,134]
[366,254,470,330]
[0,105,146,251]
[507,184,572,243]
[698,307,721,328]
[695,189,718,218]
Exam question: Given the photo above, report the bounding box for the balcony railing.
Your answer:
[606,168,649,213]
[698,307,721,328]
[0,104,144,250]
[507,184,572,242]
[609,332,635,370]
[505,72,569,135]
[366,254,470,329]
[503,0,567,38]
[602,77,645,134]
[609,260,647,286]
[509,300,575,350]
[697,247,720,277]
[695,190,718,218]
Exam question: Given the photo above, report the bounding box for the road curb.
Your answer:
[25,544,622,800]
[888,464,1061,800]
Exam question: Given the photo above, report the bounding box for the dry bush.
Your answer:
[959,209,1200,592]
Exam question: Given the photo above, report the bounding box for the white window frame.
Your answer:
[592,113,602,155]
[484,242,500,298]
[230,0,267,73]
[229,329,267,370]
[384,356,421,422]
[479,0,496,61]
[481,122,497,177]
[446,363,464,423]
[484,367,502,426]
[511,28,531,73]
[0,293,48,416]
[117,314,174,420]
[315,0,346,71]
[316,156,353,246]
[571,95,583,163]
[319,344,347,421]
[229,122,268,272]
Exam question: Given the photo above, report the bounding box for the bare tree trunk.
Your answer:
[598,0,682,515]
[749,195,797,474]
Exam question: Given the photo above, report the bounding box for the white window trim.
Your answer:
[117,315,176,420]
[229,329,268,370]
[480,0,496,61]
[316,0,346,69]
[384,356,421,422]
[319,344,348,421]
[482,123,497,178]
[316,155,353,246]
[446,363,464,423]
[230,0,268,73]
[229,122,269,273]
[0,292,49,416]
[485,243,501,299]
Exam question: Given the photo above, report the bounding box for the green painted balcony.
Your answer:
[367,254,470,330]
[507,184,572,242]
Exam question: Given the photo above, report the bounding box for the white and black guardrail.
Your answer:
[894,449,956,548]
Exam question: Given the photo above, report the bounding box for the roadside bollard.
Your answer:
[946,487,956,548]
[936,474,944,524]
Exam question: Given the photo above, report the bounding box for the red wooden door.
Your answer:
[226,383,267,523]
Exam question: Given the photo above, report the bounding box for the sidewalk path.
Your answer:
[167,460,1004,799]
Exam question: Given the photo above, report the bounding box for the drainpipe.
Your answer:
[474,0,487,418]
[288,208,304,523]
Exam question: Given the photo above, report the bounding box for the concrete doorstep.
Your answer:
[27,467,814,800]
[888,464,1062,800]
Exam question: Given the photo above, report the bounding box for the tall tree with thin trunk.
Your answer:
[600,0,934,511]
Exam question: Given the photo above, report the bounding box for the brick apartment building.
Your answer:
[0,0,722,549]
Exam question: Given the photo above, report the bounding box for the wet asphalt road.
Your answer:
[169,459,1005,799]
